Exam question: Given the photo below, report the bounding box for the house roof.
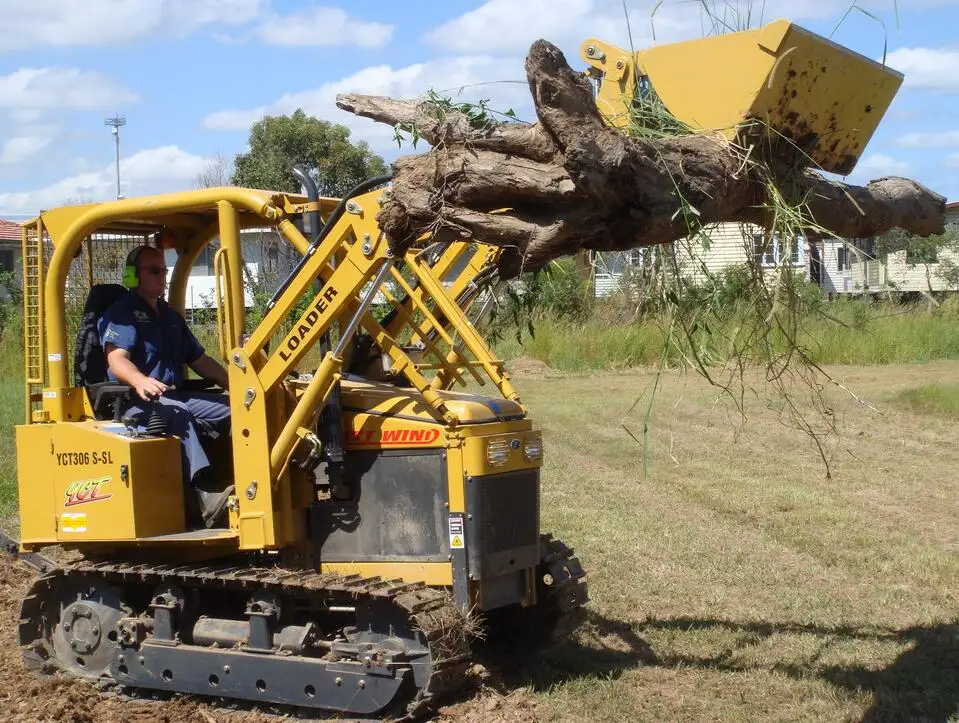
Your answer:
[0,218,21,242]
[946,201,959,210]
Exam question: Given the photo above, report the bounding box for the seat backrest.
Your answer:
[73,283,128,387]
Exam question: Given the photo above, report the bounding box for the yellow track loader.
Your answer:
[10,19,900,719]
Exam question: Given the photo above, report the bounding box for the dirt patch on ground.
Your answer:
[435,664,547,723]
[506,357,552,377]
[438,689,543,723]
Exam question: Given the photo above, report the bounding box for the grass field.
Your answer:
[0,328,22,526]
[0,323,956,721]
[492,301,959,371]
[463,361,959,722]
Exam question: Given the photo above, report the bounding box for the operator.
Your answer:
[98,244,233,528]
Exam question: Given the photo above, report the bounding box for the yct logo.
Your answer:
[64,477,113,507]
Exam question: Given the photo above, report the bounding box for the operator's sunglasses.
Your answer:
[140,265,167,276]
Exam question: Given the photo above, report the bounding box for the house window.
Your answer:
[848,237,877,257]
[837,247,848,271]
[753,235,775,266]
[621,248,645,269]
[0,249,14,273]
[753,233,804,267]
[192,246,216,275]
[785,237,802,265]
[594,249,644,275]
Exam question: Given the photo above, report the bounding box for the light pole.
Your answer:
[104,113,126,200]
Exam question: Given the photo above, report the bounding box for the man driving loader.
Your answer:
[98,244,234,528]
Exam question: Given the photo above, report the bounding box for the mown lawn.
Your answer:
[0,329,956,721]
[458,360,959,722]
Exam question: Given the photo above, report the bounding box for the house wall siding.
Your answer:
[679,222,751,281]
[819,205,959,295]
[593,222,808,296]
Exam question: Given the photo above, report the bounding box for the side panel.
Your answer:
[461,430,542,610]
[313,449,450,563]
[21,423,184,543]
[15,425,57,543]
[129,430,186,536]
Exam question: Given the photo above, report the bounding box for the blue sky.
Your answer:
[1,0,958,220]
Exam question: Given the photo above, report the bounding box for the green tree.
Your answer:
[232,109,388,195]
[0,268,23,339]
[876,227,943,266]
[877,226,959,301]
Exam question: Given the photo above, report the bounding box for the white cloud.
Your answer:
[421,0,924,57]
[0,68,137,110]
[886,47,959,93]
[0,0,266,51]
[423,0,691,56]
[162,0,265,33]
[8,108,44,124]
[761,0,959,15]
[203,56,532,155]
[895,130,959,148]
[848,153,910,181]
[0,130,56,165]
[0,146,209,215]
[258,6,393,48]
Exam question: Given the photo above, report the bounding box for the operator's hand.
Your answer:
[134,376,168,402]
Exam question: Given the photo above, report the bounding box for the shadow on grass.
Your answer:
[469,612,957,723]
[641,616,959,723]
[474,608,657,691]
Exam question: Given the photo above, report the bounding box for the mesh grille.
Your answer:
[477,469,539,554]
[19,224,150,421]
[56,234,148,339]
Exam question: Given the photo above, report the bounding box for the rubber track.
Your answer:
[20,558,472,719]
[538,534,590,640]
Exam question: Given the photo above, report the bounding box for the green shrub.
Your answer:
[494,294,959,370]
[892,382,959,419]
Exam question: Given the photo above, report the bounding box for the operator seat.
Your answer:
[73,283,132,420]
[73,283,223,422]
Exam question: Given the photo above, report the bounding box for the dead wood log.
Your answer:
[336,40,946,278]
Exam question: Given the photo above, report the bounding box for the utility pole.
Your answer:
[104,113,126,200]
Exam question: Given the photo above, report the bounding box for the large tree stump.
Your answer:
[337,40,945,278]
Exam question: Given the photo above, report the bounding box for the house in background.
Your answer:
[592,221,811,297]
[162,228,289,319]
[4,217,291,317]
[593,201,959,299]
[819,201,959,296]
[0,218,20,274]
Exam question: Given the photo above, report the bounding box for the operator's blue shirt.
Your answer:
[97,292,204,387]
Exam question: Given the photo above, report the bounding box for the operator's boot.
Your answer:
[192,484,235,529]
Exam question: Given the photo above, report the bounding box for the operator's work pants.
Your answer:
[124,391,231,486]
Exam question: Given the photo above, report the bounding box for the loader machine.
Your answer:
[14,180,561,718]
[11,18,901,719]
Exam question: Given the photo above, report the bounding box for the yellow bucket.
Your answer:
[581,19,903,175]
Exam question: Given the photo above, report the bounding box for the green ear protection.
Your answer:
[122,246,147,289]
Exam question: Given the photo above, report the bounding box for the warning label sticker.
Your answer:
[448,516,465,549]
[60,512,88,533]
